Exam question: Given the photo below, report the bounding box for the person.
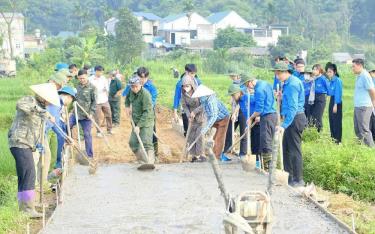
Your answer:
[369,69,375,141]
[54,86,77,168]
[54,63,68,72]
[173,64,202,136]
[108,71,123,127]
[192,85,230,161]
[272,62,307,187]
[89,65,113,136]
[69,69,97,158]
[249,88,261,166]
[309,64,330,132]
[244,76,278,171]
[8,83,59,218]
[224,83,249,158]
[352,58,375,147]
[68,64,79,87]
[125,75,155,166]
[181,75,206,162]
[326,63,343,143]
[172,67,179,79]
[58,68,74,86]
[272,56,294,91]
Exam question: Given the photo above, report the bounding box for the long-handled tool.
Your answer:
[75,102,114,152]
[39,120,46,205]
[51,121,97,174]
[226,122,256,154]
[73,102,81,149]
[152,131,172,157]
[180,120,192,162]
[130,118,155,170]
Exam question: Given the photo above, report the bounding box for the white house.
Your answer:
[0,13,24,59]
[207,10,256,34]
[104,12,161,43]
[159,12,214,45]
[248,25,289,47]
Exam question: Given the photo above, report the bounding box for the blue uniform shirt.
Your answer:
[254,80,276,116]
[354,70,374,107]
[238,92,250,121]
[173,76,202,109]
[46,98,65,138]
[273,63,294,90]
[123,80,158,107]
[314,75,330,94]
[200,95,229,134]
[281,75,305,129]
[293,71,311,96]
[327,76,342,104]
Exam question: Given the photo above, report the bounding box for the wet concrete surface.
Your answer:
[43,163,349,234]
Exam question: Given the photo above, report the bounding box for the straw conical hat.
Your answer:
[192,85,215,98]
[30,83,60,106]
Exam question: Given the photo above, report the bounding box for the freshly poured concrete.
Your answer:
[43,163,349,234]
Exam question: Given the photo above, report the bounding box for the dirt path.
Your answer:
[42,163,349,233]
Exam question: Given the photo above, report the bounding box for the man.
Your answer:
[369,69,375,141]
[69,69,97,158]
[54,63,69,72]
[89,65,112,136]
[58,68,74,85]
[273,62,307,187]
[352,59,375,147]
[224,83,249,158]
[125,75,155,167]
[192,85,230,161]
[109,71,123,127]
[244,76,277,171]
[173,64,202,136]
[68,64,79,87]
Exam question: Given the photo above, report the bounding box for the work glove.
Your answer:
[35,143,44,154]
[134,126,140,135]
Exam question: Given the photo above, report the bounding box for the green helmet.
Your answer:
[49,72,67,86]
[240,73,256,85]
[270,62,290,71]
[227,84,243,96]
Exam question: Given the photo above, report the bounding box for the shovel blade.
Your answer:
[274,169,289,186]
[137,164,155,171]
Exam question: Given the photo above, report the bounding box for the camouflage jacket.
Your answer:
[76,82,97,120]
[125,87,154,128]
[8,96,47,149]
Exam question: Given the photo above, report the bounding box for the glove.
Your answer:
[134,126,140,135]
[35,143,44,154]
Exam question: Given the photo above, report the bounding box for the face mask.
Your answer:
[183,86,192,93]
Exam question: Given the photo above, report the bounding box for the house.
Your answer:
[207,10,256,33]
[158,12,214,46]
[248,24,289,47]
[332,52,353,64]
[0,13,24,59]
[104,12,161,43]
[24,29,45,57]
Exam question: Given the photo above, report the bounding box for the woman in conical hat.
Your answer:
[8,83,58,218]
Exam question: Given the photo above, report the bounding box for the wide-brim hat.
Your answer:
[227,84,242,96]
[270,62,290,71]
[58,86,77,100]
[192,85,215,98]
[49,72,67,86]
[30,83,60,106]
[240,73,256,85]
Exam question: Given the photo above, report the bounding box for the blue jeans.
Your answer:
[69,115,93,157]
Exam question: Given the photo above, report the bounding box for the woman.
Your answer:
[310,64,330,132]
[8,83,59,217]
[326,63,343,143]
[181,75,206,162]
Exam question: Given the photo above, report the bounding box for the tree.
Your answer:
[0,0,26,58]
[114,8,144,65]
[183,0,195,31]
[214,27,256,49]
[66,36,106,67]
[269,35,308,59]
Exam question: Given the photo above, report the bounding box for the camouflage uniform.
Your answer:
[8,96,46,204]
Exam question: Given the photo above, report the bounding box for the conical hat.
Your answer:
[192,85,215,98]
[30,83,60,106]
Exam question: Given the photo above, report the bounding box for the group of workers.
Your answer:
[8,56,375,218]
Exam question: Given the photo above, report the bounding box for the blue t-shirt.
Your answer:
[314,75,330,94]
[254,80,276,116]
[354,70,374,107]
[327,76,343,104]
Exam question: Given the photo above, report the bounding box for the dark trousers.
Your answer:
[224,110,247,156]
[69,115,93,157]
[56,123,67,168]
[153,113,158,156]
[311,93,326,132]
[283,113,307,183]
[304,96,313,125]
[328,97,342,143]
[260,113,277,154]
[251,123,260,155]
[182,113,189,137]
[10,147,35,192]
[371,112,375,142]
[109,100,121,125]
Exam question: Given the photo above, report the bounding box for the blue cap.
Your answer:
[55,63,69,71]
[58,86,77,100]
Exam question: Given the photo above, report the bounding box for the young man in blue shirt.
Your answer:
[192,85,230,161]
[273,62,307,187]
[352,59,375,147]
[173,64,202,136]
[244,76,277,171]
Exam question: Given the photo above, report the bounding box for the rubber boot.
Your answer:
[153,142,159,163]
[262,153,272,172]
[147,150,155,165]
[19,200,42,218]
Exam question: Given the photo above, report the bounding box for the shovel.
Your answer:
[130,118,155,170]
[152,131,172,157]
[180,120,192,162]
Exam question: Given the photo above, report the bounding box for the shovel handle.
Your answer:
[130,118,148,159]
[180,120,193,162]
[226,122,256,153]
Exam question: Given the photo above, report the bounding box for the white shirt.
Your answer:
[89,75,109,104]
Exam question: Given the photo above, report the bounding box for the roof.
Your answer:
[353,53,365,60]
[133,12,161,21]
[332,52,352,62]
[207,11,231,24]
[161,13,188,23]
